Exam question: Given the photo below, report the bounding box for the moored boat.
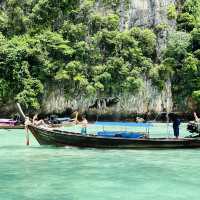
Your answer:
[0,125,24,129]
[0,119,24,129]
[28,125,200,149]
[0,119,16,126]
[47,115,73,127]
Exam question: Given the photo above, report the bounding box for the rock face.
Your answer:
[42,78,172,114]
[117,79,173,113]
[42,0,176,114]
[128,0,176,60]
[128,0,176,28]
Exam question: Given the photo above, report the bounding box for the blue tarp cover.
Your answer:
[95,122,153,128]
[97,131,145,138]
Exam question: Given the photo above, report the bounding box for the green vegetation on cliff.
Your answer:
[162,0,200,109]
[0,0,156,109]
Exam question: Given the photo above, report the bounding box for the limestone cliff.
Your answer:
[42,78,173,114]
[42,0,176,114]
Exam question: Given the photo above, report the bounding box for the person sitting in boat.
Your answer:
[33,114,46,127]
[136,117,144,122]
[70,111,79,124]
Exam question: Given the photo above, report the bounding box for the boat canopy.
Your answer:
[55,117,70,122]
[94,122,153,128]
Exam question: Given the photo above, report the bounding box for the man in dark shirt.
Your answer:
[172,115,181,138]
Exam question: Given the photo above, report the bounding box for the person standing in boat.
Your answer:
[71,112,88,135]
[172,114,181,139]
[194,112,200,123]
[79,116,88,135]
[194,112,200,132]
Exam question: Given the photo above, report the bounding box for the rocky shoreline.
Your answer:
[0,103,196,122]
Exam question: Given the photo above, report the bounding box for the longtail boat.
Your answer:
[28,124,200,149]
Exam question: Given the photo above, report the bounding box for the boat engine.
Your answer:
[187,122,200,133]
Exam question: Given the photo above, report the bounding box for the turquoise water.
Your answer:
[0,123,200,200]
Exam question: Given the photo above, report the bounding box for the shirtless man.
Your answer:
[79,116,88,135]
[33,114,46,127]
[194,112,200,132]
[194,112,200,123]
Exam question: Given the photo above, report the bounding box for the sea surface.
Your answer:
[0,123,200,200]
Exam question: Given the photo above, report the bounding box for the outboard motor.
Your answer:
[185,122,200,138]
[187,122,200,133]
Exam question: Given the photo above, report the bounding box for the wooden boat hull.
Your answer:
[28,125,200,149]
